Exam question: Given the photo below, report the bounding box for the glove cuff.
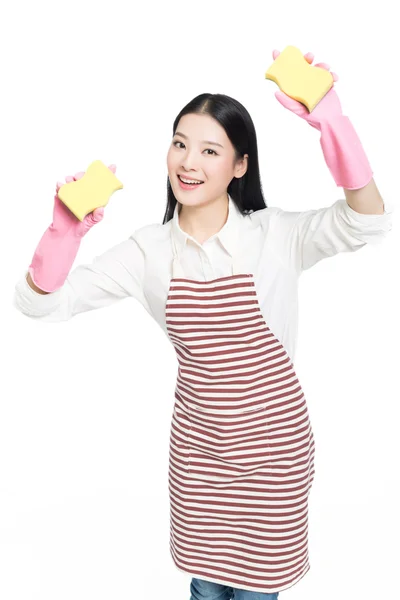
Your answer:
[319,115,373,190]
[28,226,82,293]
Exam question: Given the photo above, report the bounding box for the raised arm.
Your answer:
[13,234,150,321]
[268,49,393,272]
[270,196,392,273]
[13,163,152,321]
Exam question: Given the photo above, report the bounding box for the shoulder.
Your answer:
[247,205,287,233]
[129,220,172,251]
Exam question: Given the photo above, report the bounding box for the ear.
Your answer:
[235,153,248,178]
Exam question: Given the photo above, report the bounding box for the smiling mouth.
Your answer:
[178,175,204,185]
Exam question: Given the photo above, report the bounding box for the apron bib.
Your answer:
[164,235,316,594]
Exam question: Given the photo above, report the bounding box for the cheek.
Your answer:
[209,160,230,178]
[166,150,177,171]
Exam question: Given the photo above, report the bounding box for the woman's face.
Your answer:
[167,113,248,208]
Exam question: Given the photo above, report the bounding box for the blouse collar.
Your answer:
[171,193,243,258]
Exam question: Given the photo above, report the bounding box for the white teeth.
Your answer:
[179,175,203,184]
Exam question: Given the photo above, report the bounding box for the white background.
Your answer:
[1,0,399,598]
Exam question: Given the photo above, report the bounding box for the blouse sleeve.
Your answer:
[13,232,151,322]
[271,198,394,273]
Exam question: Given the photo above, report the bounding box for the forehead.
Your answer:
[176,113,227,143]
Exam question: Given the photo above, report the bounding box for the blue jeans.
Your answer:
[190,577,279,600]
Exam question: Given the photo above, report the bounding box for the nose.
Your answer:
[180,148,201,174]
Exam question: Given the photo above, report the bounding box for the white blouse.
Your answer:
[13,194,393,362]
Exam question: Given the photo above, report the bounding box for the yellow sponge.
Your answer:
[265,45,334,112]
[58,160,123,221]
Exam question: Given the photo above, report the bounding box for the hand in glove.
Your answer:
[28,164,116,293]
[272,49,373,190]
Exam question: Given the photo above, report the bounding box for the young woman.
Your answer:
[14,50,392,599]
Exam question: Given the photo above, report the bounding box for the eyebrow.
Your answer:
[174,131,224,148]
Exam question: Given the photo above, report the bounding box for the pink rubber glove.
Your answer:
[28,164,117,293]
[272,49,373,190]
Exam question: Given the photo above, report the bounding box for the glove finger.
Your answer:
[273,50,314,64]
[108,164,117,173]
[275,91,308,118]
[81,216,97,233]
[314,62,338,82]
[314,61,330,71]
[74,171,85,180]
[92,207,105,221]
[84,207,104,226]
[65,175,74,183]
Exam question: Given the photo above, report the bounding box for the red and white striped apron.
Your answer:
[165,247,316,595]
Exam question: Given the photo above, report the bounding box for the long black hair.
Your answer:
[162,93,268,224]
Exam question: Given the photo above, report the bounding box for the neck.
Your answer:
[178,194,229,245]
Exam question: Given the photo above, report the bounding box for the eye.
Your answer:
[172,141,217,155]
